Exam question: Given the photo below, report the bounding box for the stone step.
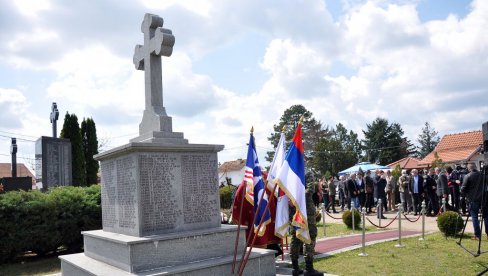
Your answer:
[82,225,247,273]
[60,247,275,276]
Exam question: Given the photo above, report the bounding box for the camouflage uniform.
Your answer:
[289,178,323,276]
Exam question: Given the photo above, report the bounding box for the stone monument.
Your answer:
[59,13,275,275]
[35,103,72,190]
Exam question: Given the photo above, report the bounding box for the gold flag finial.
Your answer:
[281,125,287,132]
[250,126,254,133]
[299,115,305,124]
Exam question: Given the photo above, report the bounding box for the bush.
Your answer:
[219,185,237,209]
[437,211,464,236]
[342,209,361,229]
[0,185,102,263]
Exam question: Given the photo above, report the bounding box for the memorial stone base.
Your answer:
[59,142,276,275]
[60,225,275,276]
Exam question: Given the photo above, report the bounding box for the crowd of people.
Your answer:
[314,165,473,219]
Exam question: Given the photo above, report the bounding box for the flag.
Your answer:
[268,132,289,238]
[273,120,310,243]
[243,131,271,236]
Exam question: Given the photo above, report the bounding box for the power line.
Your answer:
[0,130,38,139]
[0,134,36,142]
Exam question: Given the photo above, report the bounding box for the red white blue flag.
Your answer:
[243,131,271,236]
[273,120,310,243]
[269,132,289,238]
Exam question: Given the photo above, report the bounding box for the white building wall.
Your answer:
[219,168,246,186]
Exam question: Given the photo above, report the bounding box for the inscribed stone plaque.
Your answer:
[139,153,181,234]
[181,154,219,225]
[35,136,72,190]
[99,146,222,237]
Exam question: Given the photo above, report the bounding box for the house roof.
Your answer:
[0,163,36,185]
[218,159,246,173]
[387,157,423,169]
[418,130,483,165]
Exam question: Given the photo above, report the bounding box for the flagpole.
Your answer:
[238,182,278,276]
[236,179,265,275]
[231,126,255,274]
[231,180,247,274]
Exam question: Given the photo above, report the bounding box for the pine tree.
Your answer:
[61,112,86,186]
[362,117,408,165]
[81,117,99,185]
[266,104,331,163]
[417,122,440,159]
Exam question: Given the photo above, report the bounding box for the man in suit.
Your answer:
[436,167,449,211]
[461,163,487,240]
[423,168,439,216]
[347,173,360,209]
[409,169,424,215]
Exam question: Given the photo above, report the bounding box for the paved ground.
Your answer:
[275,208,473,275]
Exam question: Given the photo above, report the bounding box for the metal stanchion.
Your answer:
[442,198,446,213]
[359,207,368,257]
[322,205,326,237]
[378,198,383,227]
[352,205,356,232]
[419,201,426,241]
[395,204,405,248]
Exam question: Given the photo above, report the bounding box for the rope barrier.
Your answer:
[325,210,343,220]
[365,214,398,228]
[402,213,422,223]
[434,207,443,217]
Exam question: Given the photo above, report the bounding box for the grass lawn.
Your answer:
[0,255,60,276]
[314,232,488,276]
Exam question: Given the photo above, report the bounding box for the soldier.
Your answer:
[290,172,324,276]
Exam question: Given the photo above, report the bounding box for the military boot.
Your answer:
[292,259,303,276]
[304,259,324,276]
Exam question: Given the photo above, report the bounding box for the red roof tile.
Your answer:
[419,130,483,165]
[218,159,246,173]
[0,163,36,185]
[387,157,423,169]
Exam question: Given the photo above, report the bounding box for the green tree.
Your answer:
[266,104,330,162]
[417,122,440,159]
[431,151,443,169]
[81,117,99,185]
[311,123,360,175]
[61,112,86,186]
[362,117,408,165]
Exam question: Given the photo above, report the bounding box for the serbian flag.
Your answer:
[273,120,310,243]
[241,131,271,236]
[268,132,289,238]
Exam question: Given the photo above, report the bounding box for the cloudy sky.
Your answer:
[1,0,487,173]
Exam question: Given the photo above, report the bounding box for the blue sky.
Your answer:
[0,0,486,173]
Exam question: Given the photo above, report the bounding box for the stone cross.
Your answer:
[50,102,59,138]
[133,13,175,116]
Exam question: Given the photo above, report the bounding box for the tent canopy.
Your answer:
[338,162,390,176]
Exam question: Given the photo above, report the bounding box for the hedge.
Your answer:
[342,209,361,229]
[437,211,464,237]
[219,185,237,209]
[0,185,101,263]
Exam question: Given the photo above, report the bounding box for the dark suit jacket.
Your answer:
[347,179,359,197]
[409,174,424,194]
[423,175,437,194]
[436,173,448,197]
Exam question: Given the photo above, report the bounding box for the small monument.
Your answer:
[0,138,32,192]
[59,13,275,275]
[35,103,72,190]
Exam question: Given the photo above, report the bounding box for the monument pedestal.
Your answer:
[59,142,276,275]
[60,225,275,275]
